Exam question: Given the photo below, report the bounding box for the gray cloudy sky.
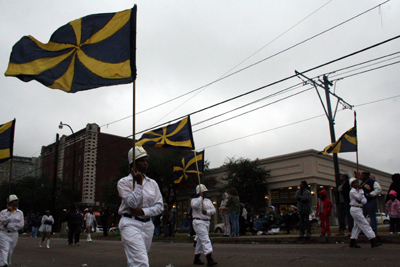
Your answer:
[1,0,400,175]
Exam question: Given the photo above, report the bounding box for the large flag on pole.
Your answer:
[173,150,205,184]
[0,119,16,164]
[136,117,195,150]
[320,122,357,154]
[5,7,136,93]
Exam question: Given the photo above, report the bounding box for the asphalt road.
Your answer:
[13,237,400,267]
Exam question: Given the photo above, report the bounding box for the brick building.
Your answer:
[40,123,132,208]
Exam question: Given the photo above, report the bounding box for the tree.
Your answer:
[222,157,269,213]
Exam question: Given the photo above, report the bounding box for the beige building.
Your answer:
[175,149,393,229]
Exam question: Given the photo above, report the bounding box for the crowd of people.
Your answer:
[2,144,400,267]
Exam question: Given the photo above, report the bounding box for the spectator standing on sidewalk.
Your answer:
[385,190,400,234]
[226,188,240,237]
[386,173,400,202]
[359,172,382,235]
[316,190,332,237]
[295,181,311,238]
[219,192,230,237]
[336,172,353,236]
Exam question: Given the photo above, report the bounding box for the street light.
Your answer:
[59,121,76,204]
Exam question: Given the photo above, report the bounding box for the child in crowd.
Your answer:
[316,189,332,237]
[385,190,400,234]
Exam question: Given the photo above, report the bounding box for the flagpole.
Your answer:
[355,111,359,173]
[8,159,13,200]
[193,150,205,210]
[131,5,137,184]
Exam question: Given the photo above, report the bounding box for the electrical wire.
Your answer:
[99,0,390,129]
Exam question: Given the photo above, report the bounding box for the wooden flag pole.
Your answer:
[355,111,359,173]
[193,150,205,210]
[131,5,137,191]
[8,159,13,201]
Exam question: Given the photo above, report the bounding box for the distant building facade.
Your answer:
[0,156,39,182]
[174,149,393,229]
[40,123,132,208]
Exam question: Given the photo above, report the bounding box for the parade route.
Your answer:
[13,236,400,267]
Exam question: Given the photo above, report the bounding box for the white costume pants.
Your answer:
[0,230,18,266]
[350,207,376,240]
[222,213,231,236]
[193,220,213,255]
[119,217,154,267]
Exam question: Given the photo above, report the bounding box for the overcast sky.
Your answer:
[1,0,400,176]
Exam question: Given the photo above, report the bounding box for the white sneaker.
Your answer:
[47,244,50,249]
[39,241,43,248]
[257,231,263,236]
[390,232,394,234]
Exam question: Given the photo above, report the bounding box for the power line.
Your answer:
[135,34,400,136]
[99,0,390,129]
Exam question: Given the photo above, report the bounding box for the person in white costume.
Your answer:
[84,208,97,242]
[349,178,382,248]
[39,210,54,248]
[118,146,163,267]
[191,184,217,266]
[0,194,24,267]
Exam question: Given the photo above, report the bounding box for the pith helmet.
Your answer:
[196,184,208,194]
[128,146,148,164]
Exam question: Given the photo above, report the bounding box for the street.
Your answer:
[13,236,400,267]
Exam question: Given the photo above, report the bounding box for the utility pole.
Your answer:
[295,71,353,194]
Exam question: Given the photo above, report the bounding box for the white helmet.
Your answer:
[196,184,208,194]
[349,177,357,187]
[8,194,18,203]
[128,146,148,164]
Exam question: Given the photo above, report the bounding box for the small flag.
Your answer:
[320,126,357,154]
[5,7,136,93]
[0,119,16,164]
[136,117,195,150]
[173,150,205,184]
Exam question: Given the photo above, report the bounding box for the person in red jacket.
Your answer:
[316,189,332,237]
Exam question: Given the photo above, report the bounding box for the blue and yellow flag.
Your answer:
[136,117,195,150]
[173,150,205,184]
[320,126,357,154]
[5,7,136,93]
[0,119,16,164]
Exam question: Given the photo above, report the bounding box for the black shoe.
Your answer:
[370,238,382,248]
[206,254,217,266]
[349,239,361,248]
[194,254,205,265]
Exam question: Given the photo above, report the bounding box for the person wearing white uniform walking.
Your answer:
[191,184,217,266]
[39,210,54,248]
[84,208,96,242]
[118,146,163,267]
[0,194,24,267]
[349,178,382,248]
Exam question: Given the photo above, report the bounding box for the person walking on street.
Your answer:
[30,213,40,238]
[39,210,54,248]
[192,184,217,266]
[316,190,332,237]
[117,146,163,267]
[219,192,230,237]
[359,172,382,235]
[100,207,110,237]
[295,181,311,237]
[226,188,240,237]
[64,204,83,246]
[336,172,353,236]
[0,194,24,267]
[349,178,382,248]
[385,190,400,234]
[84,208,97,242]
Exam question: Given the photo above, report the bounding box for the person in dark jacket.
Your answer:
[63,204,83,246]
[285,205,299,234]
[100,207,110,236]
[295,181,311,237]
[360,172,382,235]
[386,173,400,202]
[336,173,353,236]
